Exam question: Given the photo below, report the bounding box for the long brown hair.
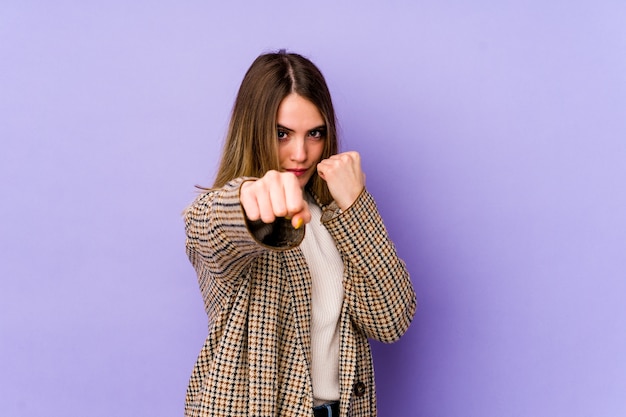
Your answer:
[212,50,339,205]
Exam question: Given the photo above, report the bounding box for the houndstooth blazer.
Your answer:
[183,177,416,417]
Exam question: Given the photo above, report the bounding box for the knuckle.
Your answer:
[265,170,280,181]
[274,203,287,217]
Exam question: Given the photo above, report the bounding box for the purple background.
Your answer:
[2,1,625,416]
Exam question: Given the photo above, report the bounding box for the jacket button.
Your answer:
[353,381,366,397]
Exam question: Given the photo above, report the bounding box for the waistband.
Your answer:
[313,401,340,417]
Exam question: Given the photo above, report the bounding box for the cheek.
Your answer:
[277,145,289,163]
[310,142,325,161]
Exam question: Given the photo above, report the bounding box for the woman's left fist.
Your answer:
[317,151,366,210]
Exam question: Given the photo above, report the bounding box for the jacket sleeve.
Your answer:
[183,178,304,311]
[322,189,417,343]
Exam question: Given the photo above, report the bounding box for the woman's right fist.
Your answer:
[240,170,311,229]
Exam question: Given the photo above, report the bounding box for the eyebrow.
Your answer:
[277,124,327,132]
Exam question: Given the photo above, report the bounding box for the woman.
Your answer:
[184,50,416,417]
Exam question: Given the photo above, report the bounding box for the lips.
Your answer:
[286,168,309,177]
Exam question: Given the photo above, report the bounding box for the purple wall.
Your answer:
[2,1,625,416]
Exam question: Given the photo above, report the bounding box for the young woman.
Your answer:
[183,51,416,417]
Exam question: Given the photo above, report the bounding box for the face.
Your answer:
[276,93,326,189]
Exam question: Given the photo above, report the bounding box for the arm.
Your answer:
[184,177,304,291]
[316,151,416,341]
[323,189,417,343]
[184,178,262,281]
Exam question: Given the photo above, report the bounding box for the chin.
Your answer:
[298,177,311,189]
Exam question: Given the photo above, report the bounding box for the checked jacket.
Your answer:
[183,177,416,417]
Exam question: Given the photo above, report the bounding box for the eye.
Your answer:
[277,129,289,141]
[308,129,326,140]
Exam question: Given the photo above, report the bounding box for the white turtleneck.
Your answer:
[299,195,345,406]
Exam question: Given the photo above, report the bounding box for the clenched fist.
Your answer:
[317,151,366,210]
[240,170,311,229]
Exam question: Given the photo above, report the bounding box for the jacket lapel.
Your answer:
[283,248,313,368]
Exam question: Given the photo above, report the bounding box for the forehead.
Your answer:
[276,93,324,128]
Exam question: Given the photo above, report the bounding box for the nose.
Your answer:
[289,137,307,162]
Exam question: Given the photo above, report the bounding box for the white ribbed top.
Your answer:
[299,195,344,406]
